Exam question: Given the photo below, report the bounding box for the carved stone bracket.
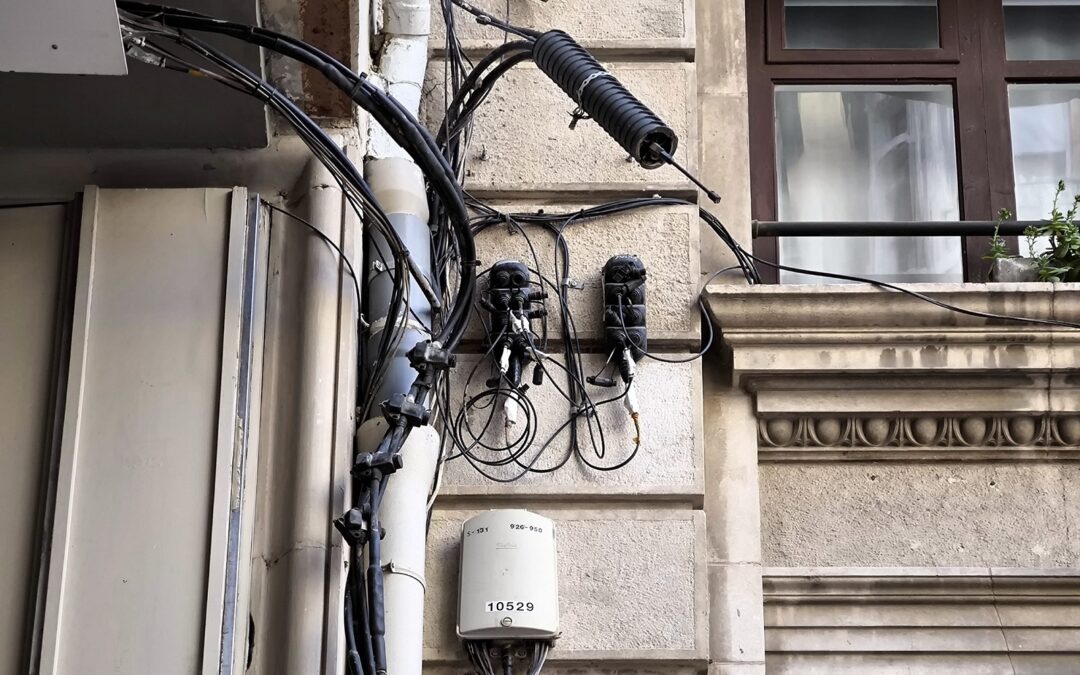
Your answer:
[759,414,1080,461]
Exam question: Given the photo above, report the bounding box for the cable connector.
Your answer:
[122,34,167,68]
[407,340,456,371]
[623,380,640,417]
[381,393,430,429]
[333,507,372,547]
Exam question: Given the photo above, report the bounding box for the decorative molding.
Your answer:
[704,285,1080,389]
[758,414,1080,461]
[764,567,1080,603]
[763,568,1080,658]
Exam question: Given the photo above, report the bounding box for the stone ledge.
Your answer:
[763,568,1080,659]
[705,285,1080,395]
[424,509,708,662]
[766,654,1080,674]
[705,283,1080,331]
[764,567,1080,600]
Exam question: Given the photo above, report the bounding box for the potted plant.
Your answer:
[988,181,1080,282]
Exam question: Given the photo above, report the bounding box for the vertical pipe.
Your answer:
[363,2,436,671]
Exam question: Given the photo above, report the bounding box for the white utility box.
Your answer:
[457,509,559,640]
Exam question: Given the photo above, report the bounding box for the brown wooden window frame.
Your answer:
[747,0,1080,283]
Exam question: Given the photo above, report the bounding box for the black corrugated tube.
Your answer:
[533,30,678,169]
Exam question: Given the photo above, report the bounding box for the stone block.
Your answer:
[423,62,695,193]
[697,0,748,96]
[699,93,751,273]
[440,353,702,498]
[709,564,765,662]
[466,202,700,344]
[424,509,707,662]
[760,463,1080,568]
[430,0,694,52]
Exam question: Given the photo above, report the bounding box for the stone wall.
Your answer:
[708,283,1080,673]
[423,0,710,670]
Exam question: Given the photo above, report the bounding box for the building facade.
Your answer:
[1,1,1079,674]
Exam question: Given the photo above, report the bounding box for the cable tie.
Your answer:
[574,70,612,103]
[251,78,274,102]
[347,76,366,101]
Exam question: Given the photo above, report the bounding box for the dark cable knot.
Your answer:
[568,107,591,131]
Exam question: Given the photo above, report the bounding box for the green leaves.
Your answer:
[1028,180,1080,282]
[985,208,1012,262]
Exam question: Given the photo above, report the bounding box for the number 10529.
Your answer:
[485,601,535,612]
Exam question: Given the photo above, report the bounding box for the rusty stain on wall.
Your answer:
[299,0,352,118]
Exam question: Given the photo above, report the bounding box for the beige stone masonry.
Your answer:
[423,62,695,195]
[441,353,703,499]
[430,0,694,55]
[696,0,752,275]
[760,462,1080,568]
[423,509,708,664]
[466,202,701,345]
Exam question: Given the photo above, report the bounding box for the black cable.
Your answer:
[450,0,541,39]
[0,201,70,209]
[739,248,1080,330]
[265,202,361,310]
[119,3,478,352]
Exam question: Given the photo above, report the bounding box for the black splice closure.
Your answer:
[533,30,678,169]
[602,255,648,368]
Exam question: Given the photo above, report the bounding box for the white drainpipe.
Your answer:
[362,1,437,674]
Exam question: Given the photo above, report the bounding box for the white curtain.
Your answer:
[776,86,964,284]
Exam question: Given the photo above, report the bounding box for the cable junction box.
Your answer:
[457,509,559,640]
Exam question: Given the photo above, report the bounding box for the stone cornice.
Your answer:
[764,567,1080,603]
[704,283,1080,379]
[705,282,1078,332]
[705,283,1080,440]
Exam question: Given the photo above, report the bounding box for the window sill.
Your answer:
[704,281,1080,381]
[704,282,1080,460]
[704,281,1077,333]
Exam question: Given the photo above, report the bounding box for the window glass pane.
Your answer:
[784,0,939,50]
[1009,84,1080,255]
[1004,1,1080,61]
[775,85,963,284]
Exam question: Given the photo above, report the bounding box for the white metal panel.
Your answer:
[458,510,560,640]
[38,187,254,675]
[0,0,126,75]
[0,204,68,675]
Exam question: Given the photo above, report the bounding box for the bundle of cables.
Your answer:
[114,4,479,673]
[116,3,1080,674]
[432,199,749,485]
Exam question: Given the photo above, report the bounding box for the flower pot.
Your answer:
[989,257,1040,282]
